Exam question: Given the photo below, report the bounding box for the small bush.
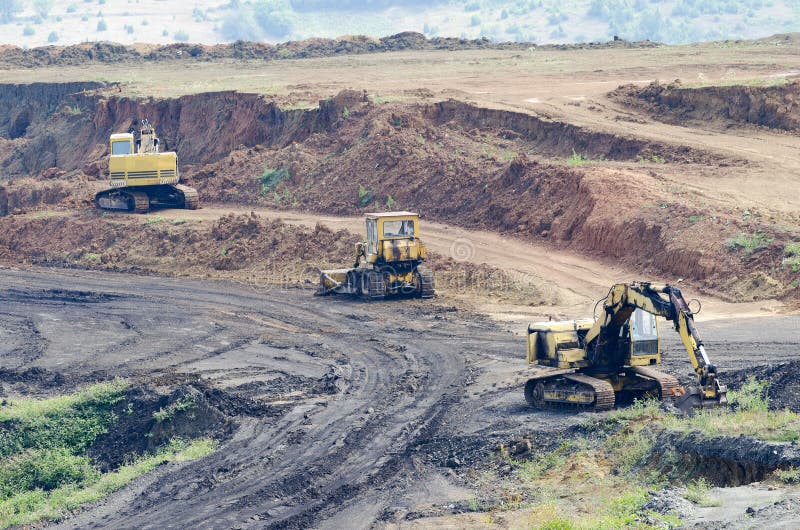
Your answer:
[174,30,189,42]
[47,31,58,42]
[775,466,800,484]
[567,149,588,166]
[258,167,290,195]
[729,377,769,412]
[726,232,773,255]
[96,19,106,31]
[358,185,373,207]
[683,478,720,506]
[385,195,396,209]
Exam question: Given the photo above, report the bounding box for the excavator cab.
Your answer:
[624,309,661,366]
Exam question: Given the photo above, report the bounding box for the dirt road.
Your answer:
[0,266,797,528]
[154,205,787,321]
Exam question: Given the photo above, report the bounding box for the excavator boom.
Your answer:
[585,282,727,412]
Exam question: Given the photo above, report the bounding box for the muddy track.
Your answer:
[0,267,798,528]
[0,267,511,529]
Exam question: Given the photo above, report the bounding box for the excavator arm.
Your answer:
[585,282,727,410]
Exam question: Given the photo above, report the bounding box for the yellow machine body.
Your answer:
[96,121,198,213]
[523,282,726,413]
[108,133,179,188]
[319,211,434,300]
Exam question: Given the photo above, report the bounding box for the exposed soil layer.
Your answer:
[0,33,659,69]
[612,80,800,131]
[654,430,800,487]
[0,82,794,302]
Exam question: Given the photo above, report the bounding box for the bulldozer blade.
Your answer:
[674,386,728,414]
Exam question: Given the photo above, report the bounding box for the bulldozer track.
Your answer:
[416,264,435,298]
[362,270,386,300]
[173,184,199,210]
[629,365,683,403]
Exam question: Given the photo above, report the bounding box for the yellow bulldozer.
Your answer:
[95,119,198,213]
[318,211,435,300]
[524,282,727,413]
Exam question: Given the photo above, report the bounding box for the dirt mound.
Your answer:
[0,34,661,69]
[88,383,235,471]
[190,101,786,301]
[611,80,800,132]
[722,361,800,412]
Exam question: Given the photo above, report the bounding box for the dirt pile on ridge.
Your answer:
[612,80,800,131]
[0,33,660,69]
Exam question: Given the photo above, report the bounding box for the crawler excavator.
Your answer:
[318,211,435,300]
[95,119,198,213]
[524,282,727,413]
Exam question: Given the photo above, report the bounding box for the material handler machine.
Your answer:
[524,282,727,413]
[318,211,435,300]
[95,119,198,213]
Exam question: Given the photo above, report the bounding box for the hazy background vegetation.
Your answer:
[0,0,798,47]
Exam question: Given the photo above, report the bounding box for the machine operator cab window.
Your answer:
[110,134,134,156]
[365,218,378,256]
[383,219,416,238]
[630,309,659,356]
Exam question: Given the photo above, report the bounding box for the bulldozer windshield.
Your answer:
[383,219,415,238]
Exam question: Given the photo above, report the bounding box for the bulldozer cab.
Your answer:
[363,212,424,264]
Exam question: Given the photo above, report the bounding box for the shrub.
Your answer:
[96,18,106,31]
[725,232,773,255]
[567,149,588,166]
[358,185,373,207]
[174,30,189,42]
[258,167,290,195]
[66,3,77,12]
[22,25,34,36]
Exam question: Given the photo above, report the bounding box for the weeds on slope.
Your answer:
[459,378,800,529]
[0,380,217,528]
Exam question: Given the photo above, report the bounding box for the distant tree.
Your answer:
[97,18,106,31]
[66,3,77,13]
[33,0,55,19]
[22,25,34,35]
[253,0,293,38]
[0,0,22,23]
[221,12,261,41]
[48,30,58,42]
[174,30,189,41]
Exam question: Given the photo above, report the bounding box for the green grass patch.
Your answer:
[0,381,217,528]
[357,185,373,207]
[726,232,773,255]
[258,167,290,195]
[683,478,721,507]
[567,149,589,166]
[782,242,800,271]
[144,215,164,225]
[0,438,215,528]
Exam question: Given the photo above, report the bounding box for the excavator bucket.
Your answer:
[674,385,729,414]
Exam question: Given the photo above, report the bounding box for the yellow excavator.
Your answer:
[95,119,198,213]
[318,211,435,300]
[524,282,727,413]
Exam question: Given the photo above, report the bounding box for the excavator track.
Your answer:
[95,189,150,213]
[629,366,684,403]
[173,184,199,210]
[525,373,615,412]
